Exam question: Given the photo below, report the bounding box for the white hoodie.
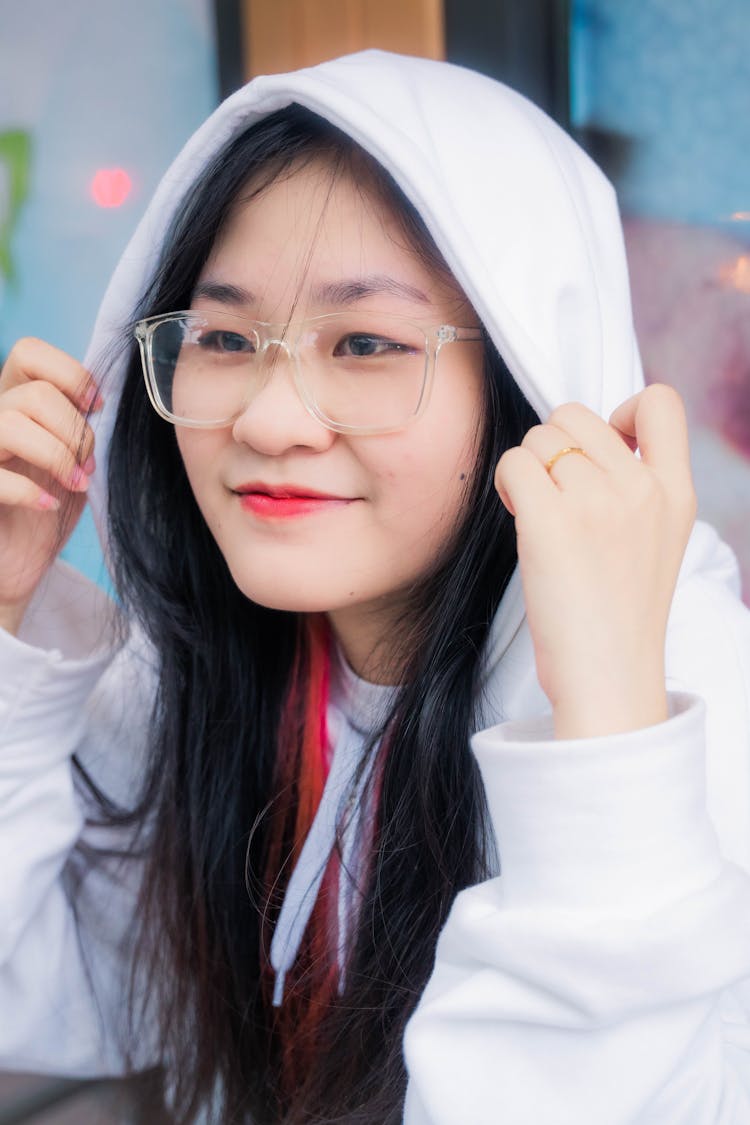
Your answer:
[2,49,750,1123]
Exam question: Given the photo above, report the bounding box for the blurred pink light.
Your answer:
[718,254,750,294]
[90,167,132,208]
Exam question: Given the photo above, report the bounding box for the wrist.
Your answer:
[553,681,669,740]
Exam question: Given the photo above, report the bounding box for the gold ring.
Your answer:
[544,446,588,473]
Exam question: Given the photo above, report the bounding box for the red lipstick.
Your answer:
[233,482,355,519]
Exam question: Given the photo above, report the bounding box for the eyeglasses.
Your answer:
[134,309,483,435]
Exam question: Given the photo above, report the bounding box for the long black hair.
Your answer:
[97,103,540,1123]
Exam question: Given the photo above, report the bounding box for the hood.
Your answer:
[86,49,642,518]
[82,48,738,690]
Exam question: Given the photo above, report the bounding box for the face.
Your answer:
[175,157,485,680]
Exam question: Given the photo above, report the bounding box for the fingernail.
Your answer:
[69,467,89,491]
[82,454,96,475]
[38,491,60,511]
[82,385,104,411]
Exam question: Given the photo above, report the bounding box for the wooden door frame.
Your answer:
[212,0,571,127]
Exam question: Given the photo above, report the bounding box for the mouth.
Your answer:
[232,482,357,519]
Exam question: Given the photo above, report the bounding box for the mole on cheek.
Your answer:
[459,473,466,481]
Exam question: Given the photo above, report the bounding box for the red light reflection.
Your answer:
[90,168,132,208]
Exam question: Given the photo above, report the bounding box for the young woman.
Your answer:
[1,50,750,1124]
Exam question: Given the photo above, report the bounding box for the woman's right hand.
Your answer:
[0,338,102,635]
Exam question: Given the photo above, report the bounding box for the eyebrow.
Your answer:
[191,274,431,308]
[312,275,430,305]
[191,281,255,305]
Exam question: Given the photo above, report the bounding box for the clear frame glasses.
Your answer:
[134,308,484,435]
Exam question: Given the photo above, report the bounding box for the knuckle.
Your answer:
[7,336,43,370]
[23,378,53,411]
[1,374,51,417]
[645,382,684,411]
[548,402,586,429]
[520,424,547,447]
[498,444,528,471]
[0,407,23,432]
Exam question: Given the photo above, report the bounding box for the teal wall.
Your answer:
[571,0,750,227]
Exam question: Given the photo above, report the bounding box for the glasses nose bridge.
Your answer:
[233,324,311,425]
[255,324,297,368]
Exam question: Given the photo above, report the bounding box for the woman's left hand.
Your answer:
[493,383,698,739]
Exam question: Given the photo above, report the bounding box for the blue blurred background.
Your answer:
[0,0,218,586]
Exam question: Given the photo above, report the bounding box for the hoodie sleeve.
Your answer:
[0,561,155,1075]
[403,582,750,1122]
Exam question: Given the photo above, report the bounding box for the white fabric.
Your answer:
[0,47,749,1124]
[85,50,641,551]
[269,708,365,1007]
[270,651,396,1005]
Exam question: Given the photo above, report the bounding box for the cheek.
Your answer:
[174,431,225,517]
[365,430,478,550]
[175,429,213,478]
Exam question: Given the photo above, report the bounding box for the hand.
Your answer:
[0,338,102,634]
[494,384,697,739]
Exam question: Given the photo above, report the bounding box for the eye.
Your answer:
[198,329,256,355]
[333,333,414,358]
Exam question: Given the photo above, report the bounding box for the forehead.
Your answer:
[212,160,416,268]
[200,157,464,316]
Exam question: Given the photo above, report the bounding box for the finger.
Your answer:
[0,465,60,511]
[543,402,640,474]
[495,444,560,520]
[0,412,91,492]
[1,380,95,466]
[1,337,103,413]
[521,422,598,488]
[608,383,692,484]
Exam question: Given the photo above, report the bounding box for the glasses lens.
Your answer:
[297,313,429,431]
[149,312,261,424]
[145,311,430,431]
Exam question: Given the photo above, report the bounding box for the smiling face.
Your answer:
[175,156,485,680]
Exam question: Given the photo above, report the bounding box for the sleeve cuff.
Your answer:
[17,558,119,660]
[471,691,724,912]
[0,562,123,767]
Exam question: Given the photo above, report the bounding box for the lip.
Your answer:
[232,481,357,519]
[233,482,351,500]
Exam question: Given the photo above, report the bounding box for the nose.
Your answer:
[230,337,335,455]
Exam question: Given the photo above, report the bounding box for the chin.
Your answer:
[226,567,339,614]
